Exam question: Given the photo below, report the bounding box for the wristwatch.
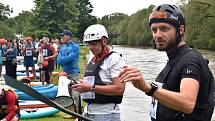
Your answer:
[145,82,158,96]
[91,84,96,92]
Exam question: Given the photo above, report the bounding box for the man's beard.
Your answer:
[156,38,177,51]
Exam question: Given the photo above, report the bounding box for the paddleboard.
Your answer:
[19,100,49,109]
[20,107,59,119]
[15,84,58,100]
[0,81,46,86]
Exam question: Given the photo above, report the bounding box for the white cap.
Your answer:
[42,37,49,42]
[83,24,108,42]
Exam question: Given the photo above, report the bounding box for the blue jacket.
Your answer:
[56,41,80,74]
[3,45,17,60]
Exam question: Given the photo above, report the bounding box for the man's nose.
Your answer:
[154,29,163,38]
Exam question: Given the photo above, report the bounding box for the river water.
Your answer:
[111,45,215,121]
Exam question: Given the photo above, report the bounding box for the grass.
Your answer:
[20,46,89,121]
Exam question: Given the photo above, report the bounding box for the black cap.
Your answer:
[149,4,185,28]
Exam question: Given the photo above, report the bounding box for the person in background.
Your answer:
[40,37,57,84]
[71,24,126,121]
[0,85,20,121]
[37,39,44,82]
[56,30,80,119]
[21,36,36,79]
[12,38,19,56]
[119,4,214,121]
[19,39,25,56]
[52,38,59,52]
[0,45,2,80]
[17,39,22,56]
[3,39,17,79]
[0,39,6,80]
[34,38,40,59]
[52,38,60,69]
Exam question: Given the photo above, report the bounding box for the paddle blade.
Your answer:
[4,75,93,121]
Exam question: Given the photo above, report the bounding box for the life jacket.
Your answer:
[24,44,35,57]
[83,51,123,104]
[42,44,53,58]
[154,46,214,121]
[0,87,19,117]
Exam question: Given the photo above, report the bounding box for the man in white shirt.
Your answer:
[71,24,126,121]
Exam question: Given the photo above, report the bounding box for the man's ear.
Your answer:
[101,36,108,45]
[179,25,185,35]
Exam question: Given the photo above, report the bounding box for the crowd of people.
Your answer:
[0,3,214,121]
[0,35,60,83]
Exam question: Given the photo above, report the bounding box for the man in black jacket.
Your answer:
[119,4,214,121]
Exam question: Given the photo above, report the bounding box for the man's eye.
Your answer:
[160,27,169,31]
[151,28,157,33]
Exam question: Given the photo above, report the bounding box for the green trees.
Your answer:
[126,7,153,46]
[77,0,97,40]
[0,21,14,39]
[101,0,215,50]
[14,11,33,35]
[101,6,154,46]
[5,0,96,40]
[30,0,79,38]
[0,3,14,39]
[30,0,97,40]
[100,13,129,45]
[0,3,13,21]
[184,0,215,50]
[1,0,215,50]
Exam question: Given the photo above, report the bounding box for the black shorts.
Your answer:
[42,60,54,72]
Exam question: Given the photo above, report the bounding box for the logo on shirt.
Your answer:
[186,69,192,74]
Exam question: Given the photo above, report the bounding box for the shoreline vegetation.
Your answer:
[2,1,215,51]
[21,46,89,121]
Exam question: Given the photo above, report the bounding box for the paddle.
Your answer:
[4,75,93,121]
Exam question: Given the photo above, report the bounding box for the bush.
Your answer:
[116,36,128,45]
[208,38,215,50]
[0,22,15,39]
